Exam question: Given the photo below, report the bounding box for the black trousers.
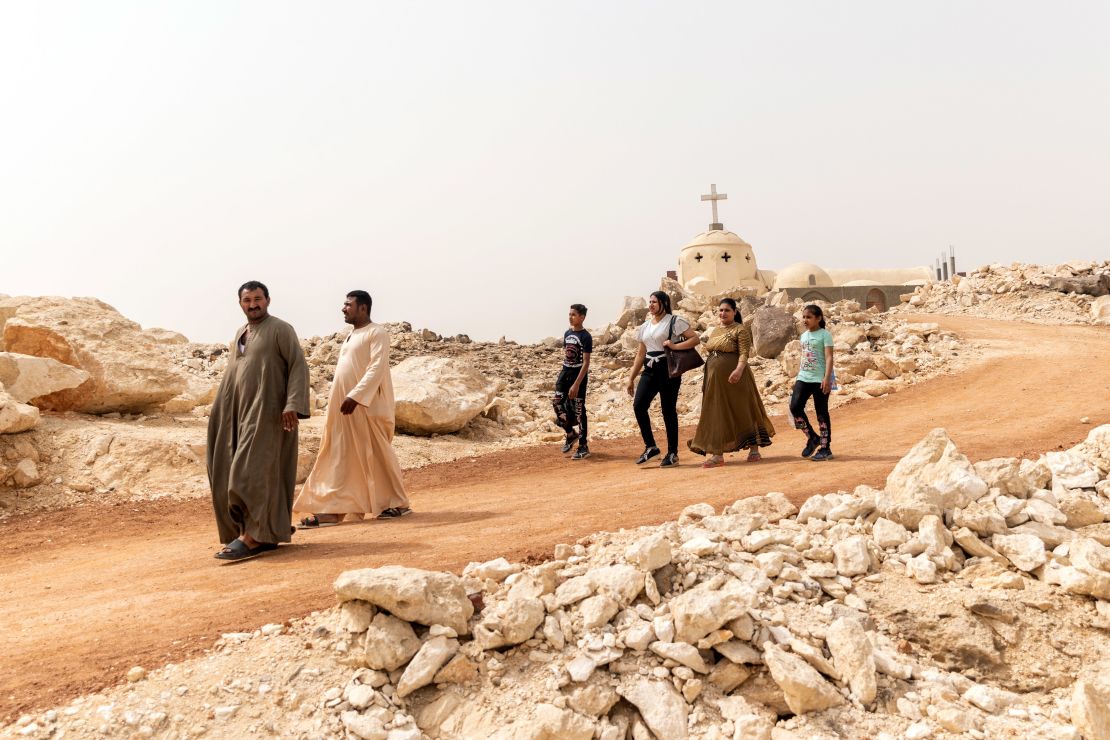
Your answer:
[789,380,831,450]
[634,361,681,454]
[552,367,588,443]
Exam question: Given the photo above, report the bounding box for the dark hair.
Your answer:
[570,303,587,317]
[718,298,741,323]
[649,290,672,316]
[238,281,269,299]
[803,304,826,329]
[347,290,372,314]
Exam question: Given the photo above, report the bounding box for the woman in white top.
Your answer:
[625,290,700,466]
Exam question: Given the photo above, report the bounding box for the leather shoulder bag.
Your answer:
[665,315,704,378]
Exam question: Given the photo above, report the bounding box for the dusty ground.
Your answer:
[1,315,1108,723]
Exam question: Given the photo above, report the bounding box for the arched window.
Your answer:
[807,274,816,286]
[865,289,887,312]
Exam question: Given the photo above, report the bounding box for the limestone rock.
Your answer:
[762,643,845,715]
[617,677,689,740]
[1,296,187,413]
[396,636,459,697]
[473,596,545,650]
[433,654,479,685]
[872,517,911,549]
[363,613,421,671]
[589,564,646,606]
[778,340,802,377]
[834,536,872,577]
[952,501,1008,536]
[727,491,798,522]
[338,600,377,633]
[751,307,796,359]
[341,710,388,740]
[334,566,474,635]
[624,532,673,571]
[825,618,877,706]
[991,533,1047,572]
[529,704,595,740]
[463,557,520,582]
[1072,670,1110,740]
[569,685,620,717]
[885,429,988,517]
[973,457,1029,496]
[391,356,497,435]
[0,386,39,435]
[0,352,90,404]
[671,576,757,644]
[649,641,708,673]
[579,594,620,631]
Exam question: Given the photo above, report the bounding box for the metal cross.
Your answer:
[721,252,731,262]
[700,184,727,229]
[694,253,703,262]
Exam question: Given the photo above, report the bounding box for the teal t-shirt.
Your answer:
[797,328,834,383]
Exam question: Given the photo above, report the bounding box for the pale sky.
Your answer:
[2,2,1107,344]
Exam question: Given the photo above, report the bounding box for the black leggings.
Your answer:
[634,363,681,454]
[789,380,831,450]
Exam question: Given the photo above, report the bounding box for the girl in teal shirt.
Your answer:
[790,305,834,461]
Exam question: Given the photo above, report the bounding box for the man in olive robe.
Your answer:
[208,280,310,561]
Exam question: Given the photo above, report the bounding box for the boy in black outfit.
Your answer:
[553,304,592,459]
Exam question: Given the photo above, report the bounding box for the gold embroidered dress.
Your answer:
[688,323,776,456]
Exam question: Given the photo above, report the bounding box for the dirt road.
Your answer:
[2,316,1108,720]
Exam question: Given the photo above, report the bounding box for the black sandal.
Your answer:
[299,514,340,528]
[214,539,277,562]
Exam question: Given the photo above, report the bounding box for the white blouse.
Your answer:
[637,314,691,353]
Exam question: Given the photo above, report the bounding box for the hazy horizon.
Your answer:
[2,2,1107,344]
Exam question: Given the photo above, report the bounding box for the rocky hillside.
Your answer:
[9,427,1110,739]
[896,260,1110,325]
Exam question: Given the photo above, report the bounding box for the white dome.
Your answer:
[680,229,751,252]
[773,262,834,289]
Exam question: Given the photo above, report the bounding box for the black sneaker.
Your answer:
[811,449,834,462]
[572,446,590,460]
[561,431,579,453]
[636,446,661,465]
[801,436,820,458]
[659,452,680,467]
[378,507,413,519]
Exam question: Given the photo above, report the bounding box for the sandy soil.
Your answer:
[1,315,1108,722]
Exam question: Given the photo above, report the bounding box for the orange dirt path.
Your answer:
[2,315,1108,720]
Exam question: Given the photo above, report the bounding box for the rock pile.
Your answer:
[897,260,1110,325]
[10,426,1110,738]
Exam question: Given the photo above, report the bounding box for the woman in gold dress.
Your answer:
[688,298,776,468]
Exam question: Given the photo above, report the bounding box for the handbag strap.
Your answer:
[668,314,677,343]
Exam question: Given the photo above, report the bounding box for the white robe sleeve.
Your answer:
[346,328,390,407]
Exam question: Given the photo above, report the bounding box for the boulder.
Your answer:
[779,340,802,377]
[362,613,421,671]
[473,596,545,650]
[0,296,187,413]
[671,575,757,644]
[0,352,90,404]
[615,297,648,329]
[834,536,873,576]
[624,532,673,572]
[751,307,797,359]
[528,704,596,740]
[0,385,39,434]
[727,491,798,522]
[396,636,459,697]
[334,566,474,635]
[1072,669,1110,740]
[885,429,988,520]
[617,677,688,740]
[762,643,845,715]
[1093,294,1110,323]
[991,533,1046,572]
[825,618,877,706]
[391,356,497,435]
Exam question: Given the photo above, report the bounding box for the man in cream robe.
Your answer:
[294,291,410,522]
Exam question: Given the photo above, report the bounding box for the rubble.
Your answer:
[897,260,1110,325]
[14,425,1110,738]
